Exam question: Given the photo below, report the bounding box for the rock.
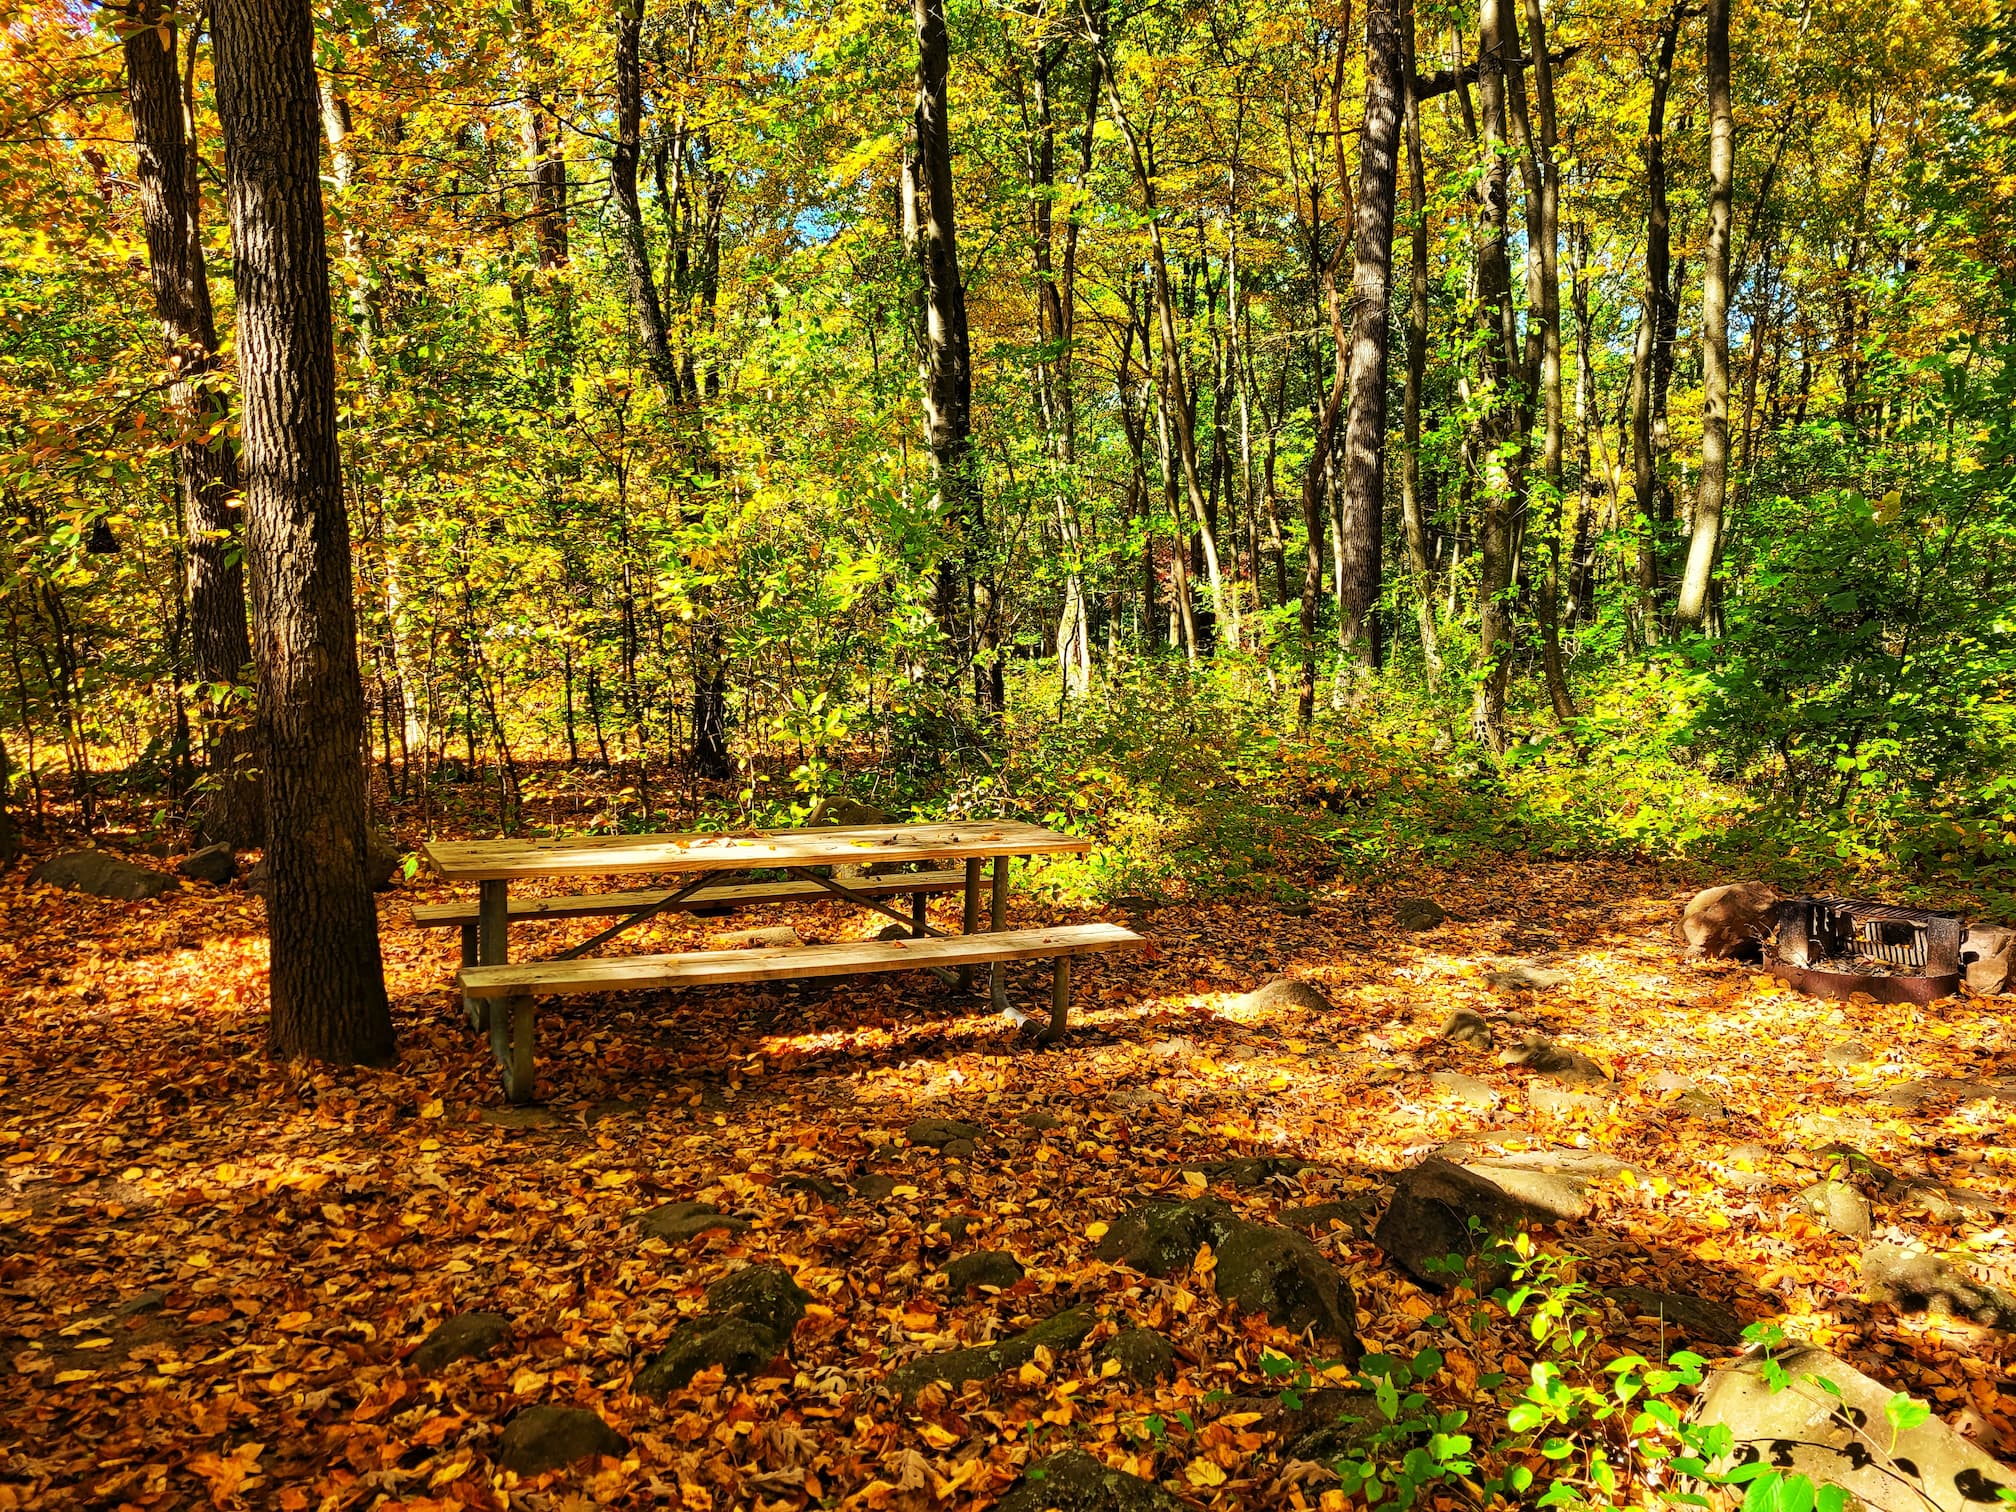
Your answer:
[943,1250,1023,1292]
[1279,1200,1375,1237]
[1373,1156,1534,1293]
[808,796,891,828]
[1460,1162,1592,1221]
[1961,924,2014,995]
[941,1214,976,1241]
[783,1174,849,1206]
[1679,882,1780,961]
[908,1117,988,1149]
[1096,1197,1358,1353]
[176,843,237,884]
[1796,1180,1872,1239]
[495,1404,626,1475]
[1281,1388,1388,1463]
[365,825,401,891]
[1150,1036,1196,1060]
[29,851,173,901]
[1426,1070,1500,1109]
[1235,978,1334,1014]
[942,1137,977,1159]
[243,858,269,896]
[1822,1038,1873,1067]
[1020,1110,1063,1131]
[639,1201,748,1243]
[411,1311,511,1373]
[1863,1243,2016,1329]
[713,926,803,949]
[1393,897,1446,932]
[1500,1031,1609,1085]
[852,1173,899,1201]
[1693,1343,2016,1511]
[1605,1287,1745,1347]
[1182,1156,1311,1188]
[1486,960,1571,992]
[1529,1082,1609,1117]
[1438,1010,1493,1049]
[875,923,912,941]
[1279,899,1315,919]
[994,1450,1182,1512]
[1098,1328,1176,1385]
[634,1263,809,1395]
[887,1306,1096,1397]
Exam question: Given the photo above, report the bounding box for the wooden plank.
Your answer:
[411,869,968,927]
[422,820,1088,883]
[457,922,1144,999]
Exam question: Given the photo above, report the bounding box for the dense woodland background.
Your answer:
[4,0,2015,910]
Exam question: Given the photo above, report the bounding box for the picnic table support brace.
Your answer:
[549,870,728,961]
[782,867,959,987]
[989,855,1011,1014]
[474,881,509,1031]
[460,922,481,1028]
[490,993,536,1102]
[960,858,984,991]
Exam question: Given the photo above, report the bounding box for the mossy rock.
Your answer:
[995,1449,1181,1512]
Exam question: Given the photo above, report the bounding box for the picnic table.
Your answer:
[416,820,1144,1101]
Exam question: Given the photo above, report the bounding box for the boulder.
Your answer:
[1795,1180,1872,1240]
[1693,1343,2016,1511]
[1096,1197,1358,1354]
[1679,882,1780,961]
[639,1201,748,1244]
[1438,1009,1493,1049]
[1486,961,1571,992]
[29,851,173,901]
[1500,1031,1609,1086]
[909,1117,988,1150]
[1393,897,1446,932]
[1460,1161,1593,1222]
[888,1306,1096,1398]
[633,1263,809,1395]
[410,1311,511,1373]
[1372,1156,1535,1293]
[1098,1328,1176,1385]
[1863,1243,2016,1330]
[1236,978,1334,1014]
[1604,1286,1744,1348]
[808,796,892,828]
[1961,924,2013,996]
[494,1405,626,1475]
[943,1250,1024,1293]
[994,1450,1182,1512]
[176,843,237,885]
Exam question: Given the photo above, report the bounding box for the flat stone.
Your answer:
[411,1311,511,1373]
[1182,1156,1310,1188]
[639,1201,748,1243]
[1020,1110,1063,1131]
[30,851,173,901]
[1695,1343,2016,1510]
[1426,1070,1500,1109]
[1502,1031,1610,1086]
[782,1174,848,1206]
[1486,960,1571,992]
[943,1250,1024,1292]
[1795,1180,1872,1240]
[1822,1039,1873,1067]
[1604,1287,1744,1347]
[1236,978,1334,1013]
[1643,1072,1697,1093]
[888,1306,1097,1397]
[1438,1010,1493,1049]
[1098,1327,1176,1385]
[1863,1242,2016,1330]
[851,1173,899,1201]
[1393,897,1446,932]
[1278,899,1314,919]
[908,1117,988,1149]
[479,1107,556,1129]
[494,1405,626,1476]
[995,1450,1182,1512]
[1529,1082,1609,1117]
[1461,1162,1592,1221]
[176,843,237,884]
[1150,1036,1197,1060]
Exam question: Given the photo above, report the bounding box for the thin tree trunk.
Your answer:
[1400,4,1440,683]
[1678,0,1733,626]
[1337,0,1405,679]
[121,0,261,848]
[1630,1,1683,630]
[1471,0,1518,752]
[212,0,392,1064]
[1522,0,1573,720]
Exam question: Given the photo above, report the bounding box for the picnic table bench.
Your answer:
[418,821,1144,1101]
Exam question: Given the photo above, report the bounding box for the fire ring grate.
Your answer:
[1767,896,1963,1005]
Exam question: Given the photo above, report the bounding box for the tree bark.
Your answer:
[1521,0,1573,720]
[1470,0,1519,752]
[1629,1,1683,626]
[212,0,392,1064]
[905,0,991,714]
[1399,2,1440,683]
[121,1,261,848]
[1677,0,1733,626]
[1336,0,1404,679]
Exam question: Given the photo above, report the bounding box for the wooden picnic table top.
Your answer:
[420,820,1091,883]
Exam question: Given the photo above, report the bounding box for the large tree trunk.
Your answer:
[1399,1,1440,683]
[212,0,392,1064]
[121,1,262,849]
[1629,2,1683,629]
[1470,0,1519,753]
[1336,0,1404,680]
[1676,0,1733,627]
[904,0,992,714]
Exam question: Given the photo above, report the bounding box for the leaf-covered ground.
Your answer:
[3,843,2013,1510]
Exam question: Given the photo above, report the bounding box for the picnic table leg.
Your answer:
[1037,955,1070,1045]
[911,890,929,937]
[989,855,1011,1013]
[474,880,508,1033]
[959,857,983,991]
[489,993,536,1102]
[459,923,480,1029]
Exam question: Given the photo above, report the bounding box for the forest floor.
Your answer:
[3,820,2014,1510]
